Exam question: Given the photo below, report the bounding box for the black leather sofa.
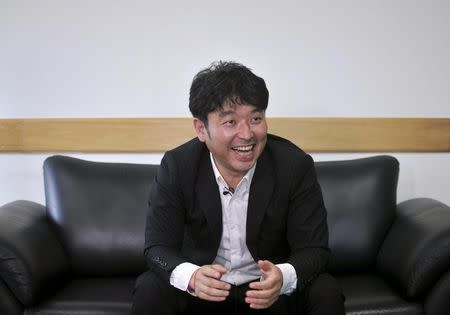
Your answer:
[0,154,449,315]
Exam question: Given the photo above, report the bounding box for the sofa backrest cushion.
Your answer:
[315,155,399,273]
[44,155,157,276]
[44,154,399,276]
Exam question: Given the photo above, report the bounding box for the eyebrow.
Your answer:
[218,110,234,118]
[217,108,264,118]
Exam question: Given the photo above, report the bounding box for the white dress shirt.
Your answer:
[169,153,297,295]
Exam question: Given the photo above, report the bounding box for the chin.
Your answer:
[235,161,256,172]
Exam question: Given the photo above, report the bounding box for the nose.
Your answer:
[237,121,253,139]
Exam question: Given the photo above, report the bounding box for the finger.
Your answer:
[195,277,230,301]
[196,283,230,301]
[194,267,231,301]
[198,266,223,280]
[246,288,279,307]
[246,287,274,299]
[258,260,273,272]
[258,260,276,281]
[196,266,229,288]
[249,280,268,290]
[210,264,227,274]
[248,275,275,290]
[251,261,283,290]
[197,275,231,291]
[246,295,278,309]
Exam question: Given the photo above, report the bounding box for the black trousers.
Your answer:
[132,270,345,315]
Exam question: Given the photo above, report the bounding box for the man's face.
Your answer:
[193,102,267,181]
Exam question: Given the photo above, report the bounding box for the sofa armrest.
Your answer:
[0,278,22,315]
[376,198,450,298]
[425,269,450,315]
[0,200,70,306]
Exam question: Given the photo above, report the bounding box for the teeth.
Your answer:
[233,145,253,152]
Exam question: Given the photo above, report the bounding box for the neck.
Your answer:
[223,176,242,191]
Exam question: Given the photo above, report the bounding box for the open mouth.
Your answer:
[232,144,255,153]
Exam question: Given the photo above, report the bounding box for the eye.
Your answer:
[251,116,263,124]
[223,120,235,126]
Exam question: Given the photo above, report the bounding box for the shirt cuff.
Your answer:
[169,262,200,292]
[276,263,298,295]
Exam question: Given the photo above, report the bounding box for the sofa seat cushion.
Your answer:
[26,278,134,315]
[338,274,423,315]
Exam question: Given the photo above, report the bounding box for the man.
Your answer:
[132,61,345,314]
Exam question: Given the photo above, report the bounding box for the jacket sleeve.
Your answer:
[144,152,187,282]
[286,155,330,291]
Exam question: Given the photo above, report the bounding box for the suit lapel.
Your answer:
[246,149,275,255]
[195,151,222,236]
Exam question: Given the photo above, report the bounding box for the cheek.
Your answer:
[214,130,235,144]
[262,122,268,134]
[255,125,268,140]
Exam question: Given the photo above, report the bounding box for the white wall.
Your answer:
[1,1,449,205]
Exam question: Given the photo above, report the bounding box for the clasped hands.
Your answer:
[188,260,283,309]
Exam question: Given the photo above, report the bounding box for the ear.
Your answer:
[193,118,207,142]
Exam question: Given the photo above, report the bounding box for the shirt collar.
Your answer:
[209,152,256,189]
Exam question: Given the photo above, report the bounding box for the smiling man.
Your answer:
[132,61,345,315]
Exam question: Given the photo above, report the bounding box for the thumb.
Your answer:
[258,260,273,273]
[211,264,227,274]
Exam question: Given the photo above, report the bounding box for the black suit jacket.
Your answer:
[145,134,329,290]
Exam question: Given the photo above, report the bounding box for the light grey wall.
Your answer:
[1,1,449,205]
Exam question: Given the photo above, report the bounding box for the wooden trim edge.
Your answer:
[1,117,449,153]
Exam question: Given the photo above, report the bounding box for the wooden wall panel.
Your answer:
[0,118,449,152]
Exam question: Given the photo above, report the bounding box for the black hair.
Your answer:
[189,61,269,123]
